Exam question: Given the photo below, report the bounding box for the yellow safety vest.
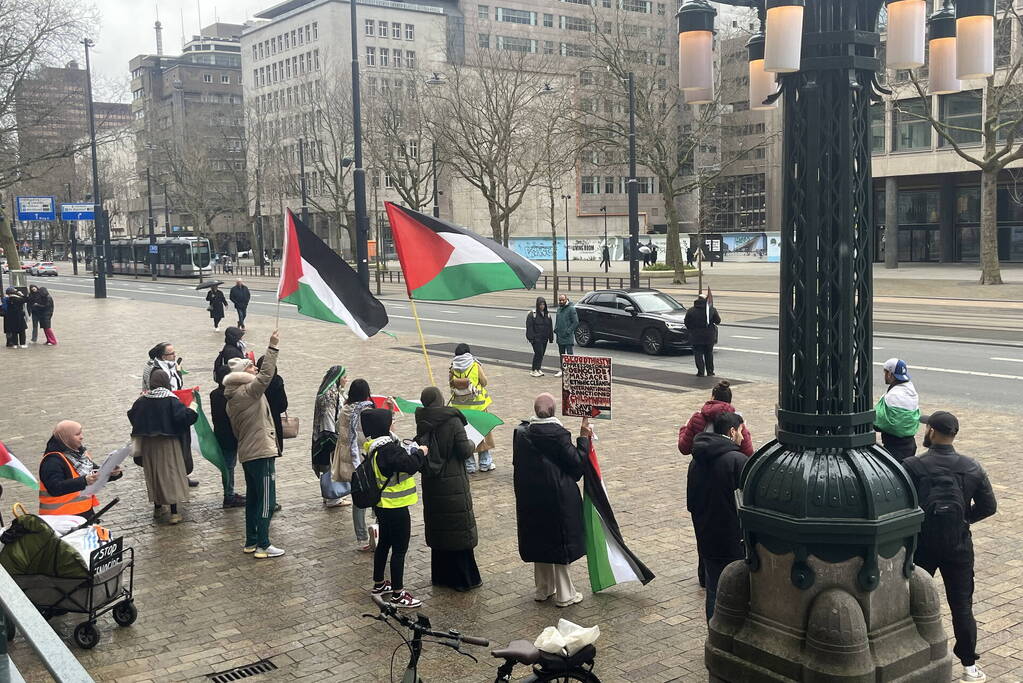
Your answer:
[365,439,418,508]
[449,362,492,411]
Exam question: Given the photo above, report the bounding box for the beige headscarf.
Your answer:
[53,420,83,450]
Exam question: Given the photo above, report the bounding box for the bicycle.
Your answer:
[365,594,601,682]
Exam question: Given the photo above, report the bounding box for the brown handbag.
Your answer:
[281,412,300,439]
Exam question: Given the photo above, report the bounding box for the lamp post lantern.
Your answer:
[676,0,993,677]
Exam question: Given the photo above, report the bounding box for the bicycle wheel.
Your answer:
[533,670,600,683]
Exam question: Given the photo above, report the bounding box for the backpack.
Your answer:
[917,464,968,554]
[351,450,391,509]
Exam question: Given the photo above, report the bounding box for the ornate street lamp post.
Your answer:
[678,0,994,678]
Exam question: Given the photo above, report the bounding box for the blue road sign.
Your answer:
[60,203,96,221]
[16,196,56,221]
[149,245,159,254]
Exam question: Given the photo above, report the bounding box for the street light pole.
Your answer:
[146,168,156,281]
[561,194,571,272]
[255,167,264,277]
[600,205,608,273]
[162,183,170,234]
[66,183,78,275]
[298,137,310,228]
[82,38,106,299]
[431,142,440,218]
[349,0,370,287]
[626,72,639,289]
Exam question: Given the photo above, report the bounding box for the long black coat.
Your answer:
[31,290,54,328]
[416,405,478,551]
[683,302,720,346]
[2,293,27,334]
[512,421,588,565]
[206,289,227,321]
[525,310,554,344]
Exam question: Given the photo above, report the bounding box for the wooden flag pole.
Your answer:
[409,298,435,386]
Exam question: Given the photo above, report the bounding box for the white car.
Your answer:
[34,262,58,276]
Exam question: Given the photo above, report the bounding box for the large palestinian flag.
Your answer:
[173,387,229,488]
[278,209,389,339]
[583,444,655,593]
[385,203,542,301]
[0,441,38,489]
[390,396,503,447]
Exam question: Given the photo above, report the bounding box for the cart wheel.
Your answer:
[112,601,138,627]
[73,622,100,649]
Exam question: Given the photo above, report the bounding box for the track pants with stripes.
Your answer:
[242,457,276,549]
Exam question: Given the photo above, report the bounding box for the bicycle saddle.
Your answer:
[538,644,597,672]
[491,640,540,665]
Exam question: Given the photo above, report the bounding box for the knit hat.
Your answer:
[228,357,253,373]
[361,408,393,439]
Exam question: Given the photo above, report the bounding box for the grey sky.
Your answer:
[90,0,270,96]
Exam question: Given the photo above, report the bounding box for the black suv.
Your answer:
[573,288,691,355]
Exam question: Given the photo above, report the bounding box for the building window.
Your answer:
[394,50,402,68]
[479,4,489,18]
[407,139,419,158]
[378,21,388,37]
[366,46,376,66]
[252,69,258,86]
[299,53,306,74]
[252,45,258,60]
[497,7,537,24]
[385,171,394,188]
[298,27,304,45]
[479,33,491,48]
[561,42,590,58]
[305,25,311,43]
[365,19,375,36]
[543,13,554,27]
[893,98,932,150]
[291,30,297,46]
[221,74,230,84]
[313,22,318,39]
[380,48,389,67]
[497,36,536,52]
[259,43,265,59]
[604,176,615,193]
[580,71,593,85]
[203,73,212,83]
[870,103,885,153]
[543,40,554,54]
[637,177,654,194]
[560,15,591,31]
[657,2,665,14]
[132,88,144,100]
[581,176,598,194]
[285,59,291,78]
[939,91,982,146]
[406,50,416,68]
[391,22,401,39]
[405,24,414,40]
[314,49,320,70]
[622,0,651,12]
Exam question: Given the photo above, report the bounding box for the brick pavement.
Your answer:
[0,293,1021,682]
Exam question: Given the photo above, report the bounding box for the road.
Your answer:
[38,274,1023,410]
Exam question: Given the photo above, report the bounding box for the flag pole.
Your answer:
[409,297,435,386]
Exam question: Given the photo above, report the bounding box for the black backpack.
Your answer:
[351,449,391,509]
[917,464,968,554]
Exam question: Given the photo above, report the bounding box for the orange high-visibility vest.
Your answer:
[38,452,99,516]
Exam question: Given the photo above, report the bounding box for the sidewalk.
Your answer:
[4,291,1023,681]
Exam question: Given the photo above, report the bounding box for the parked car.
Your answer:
[574,288,691,355]
[21,261,38,274]
[34,262,58,277]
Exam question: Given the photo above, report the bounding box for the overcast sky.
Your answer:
[89,0,270,96]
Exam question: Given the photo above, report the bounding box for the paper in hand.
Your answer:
[83,443,132,496]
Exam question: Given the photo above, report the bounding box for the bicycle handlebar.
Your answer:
[369,594,489,647]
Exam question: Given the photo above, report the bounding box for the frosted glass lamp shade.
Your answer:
[679,31,714,91]
[764,2,804,73]
[956,14,994,78]
[684,86,713,104]
[929,37,960,94]
[749,61,779,109]
[886,0,926,69]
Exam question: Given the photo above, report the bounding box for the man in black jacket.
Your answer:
[902,412,996,683]
[210,365,246,508]
[683,296,721,377]
[229,279,250,329]
[512,393,592,607]
[687,412,747,620]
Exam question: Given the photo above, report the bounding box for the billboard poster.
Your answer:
[561,355,612,420]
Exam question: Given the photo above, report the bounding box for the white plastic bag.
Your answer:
[534,619,601,656]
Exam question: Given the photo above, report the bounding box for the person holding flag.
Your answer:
[684,293,721,377]
[512,393,592,608]
[128,369,198,525]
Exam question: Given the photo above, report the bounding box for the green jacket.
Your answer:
[554,302,578,345]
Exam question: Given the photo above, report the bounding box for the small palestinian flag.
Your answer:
[390,396,503,447]
[583,443,654,593]
[386,203,542,301]
[0,441,38,489]
[173,388,229,488]
[278,209,389,339]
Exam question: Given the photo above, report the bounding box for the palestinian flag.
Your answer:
[173,388,229,487]
[0,441,38,489]
[583,443,655,592]
[386,203,542,301]
[390,396,503,447]
[278,209,389,339]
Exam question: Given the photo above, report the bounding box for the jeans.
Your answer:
[221,448,238,497]
[30,314,39,342]
[237,307,247,326]
[373,506,411,590]
[531,340,548,371]
[693,344,715,375]
[465,450,493,473]
[353,506,369,543]
[916,548,979,666]
[242,458,276,548]
[881,432,917,461]
[702,556,738,621]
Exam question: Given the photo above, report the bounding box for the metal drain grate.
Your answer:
[207,658,278,683]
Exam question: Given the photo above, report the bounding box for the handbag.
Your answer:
[281,412,300,439]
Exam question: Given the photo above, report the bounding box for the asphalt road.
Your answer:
[37,275,1023,411]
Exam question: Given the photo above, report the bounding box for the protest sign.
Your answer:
[562,355,612,420]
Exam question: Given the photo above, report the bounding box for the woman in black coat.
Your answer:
[206,285,227,330]
[2,288,27,348]
[415,386,481,591]
[525,296,554,376]
[214,326,246,374]
[512,393,592,607]
[32,286,56,345]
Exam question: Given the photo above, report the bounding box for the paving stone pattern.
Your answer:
[0,294,1020,682]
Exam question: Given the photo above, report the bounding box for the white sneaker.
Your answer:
[962,665,986,682]
[554,370,563,377]
[19,345,27,349]
[555,592,583,607]
[254,545,285,558]
[323,498,345,508]
[537,370,545,376]
[529,370,539,377]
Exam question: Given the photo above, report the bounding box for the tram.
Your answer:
[83,236,212,277]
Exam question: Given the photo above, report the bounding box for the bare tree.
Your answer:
[426,43,555,245]
[893,3,1023,284]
